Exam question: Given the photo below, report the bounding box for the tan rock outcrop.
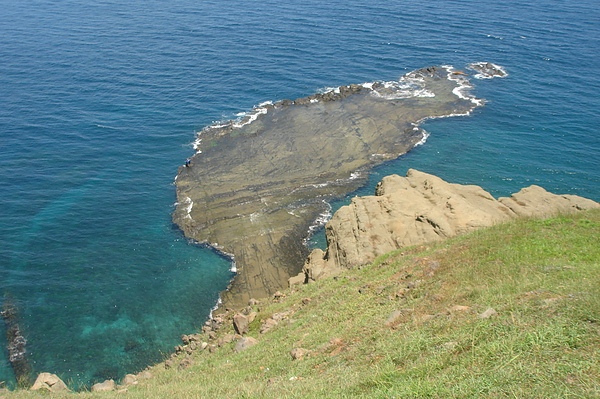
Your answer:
[30,373,69,392]
[295,169,599,283]
[91,379,115,392]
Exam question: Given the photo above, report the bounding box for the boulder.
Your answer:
[233,313,250,335]
[91,379,115,392]
[30,373,69,392]
[121,374,138,386]
[136,370,153,380]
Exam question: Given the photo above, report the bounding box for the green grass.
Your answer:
[4,210,600,398]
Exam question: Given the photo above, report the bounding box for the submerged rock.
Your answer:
[174,65,488,308]
[1,296,30,387]
[468,62,508,79]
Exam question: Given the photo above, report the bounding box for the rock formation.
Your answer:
[30,373,69,392]
[294,169,599,283]
[174,65,491,309]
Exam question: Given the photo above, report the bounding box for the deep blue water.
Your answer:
[1,0,598,389]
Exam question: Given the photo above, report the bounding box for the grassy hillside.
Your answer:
[5,210,600,398]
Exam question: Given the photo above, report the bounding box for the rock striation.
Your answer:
[293,169,599,283]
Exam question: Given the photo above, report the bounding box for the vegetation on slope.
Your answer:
[4,210,600,398]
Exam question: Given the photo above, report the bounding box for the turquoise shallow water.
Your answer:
[1,0,599,388]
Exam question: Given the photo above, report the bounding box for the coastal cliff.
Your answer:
[294,169,600,283]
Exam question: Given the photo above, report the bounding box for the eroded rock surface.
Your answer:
[298,169,599,282]
[174,66,488,308]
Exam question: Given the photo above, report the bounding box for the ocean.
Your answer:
[1,0,598,389]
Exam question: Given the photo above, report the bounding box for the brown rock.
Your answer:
[260,318,278,334]
[217,334,237,347]
[288,272,306,287]
[121,374,138,386]
[91,379,115,392]
[302,170,599,282]
[136,370,153,380]
[30,373,69,392]
[233,313,250,335]
[498,185,599,218]
[178,357,192,370]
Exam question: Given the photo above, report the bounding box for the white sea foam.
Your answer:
[361,82,374,90]
[232,106,268,128]
[175,196,194,219]
[370,78,436,100]
[415,128,430,146]
[208,297,222,319]
[444,65,485,108]
[467,62,508,79]
[302,200,333,246]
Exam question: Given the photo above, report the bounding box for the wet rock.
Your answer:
[468,62,508,78]
[30,373,69,392]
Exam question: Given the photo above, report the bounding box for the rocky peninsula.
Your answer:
[173,64,500,308]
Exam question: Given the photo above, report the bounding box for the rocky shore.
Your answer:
[16,170,599,393]
[173,65,492,309]
[291,169,600,284]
